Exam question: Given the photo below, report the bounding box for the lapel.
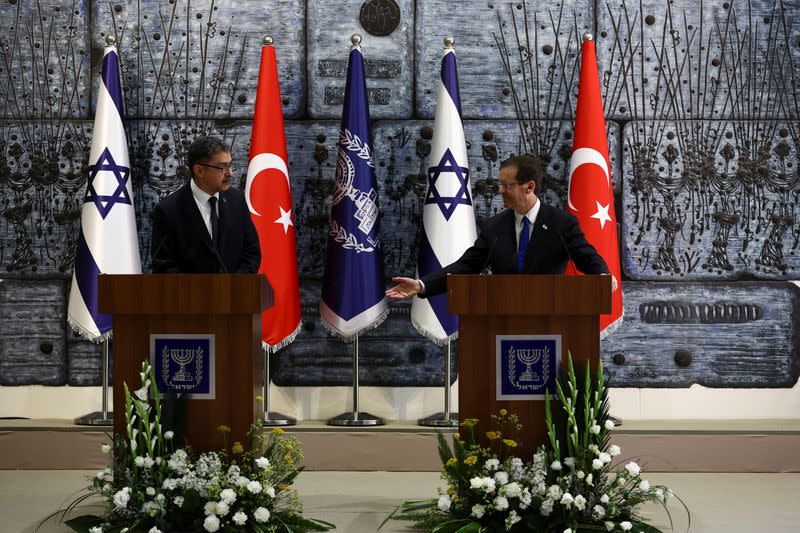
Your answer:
[524,203,552,272]
[217,191,228,251]
[179,183,212,248]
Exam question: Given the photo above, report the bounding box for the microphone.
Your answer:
[480,235,500,275]
[203,239,229,274]
[150,234,173,273]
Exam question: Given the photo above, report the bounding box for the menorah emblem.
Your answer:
[170,348,195,382]
[517,347,543,383]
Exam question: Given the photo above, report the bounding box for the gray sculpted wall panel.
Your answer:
[307,0,413,119]
[91,0,305,119]
[416,0,593,120]
[601,282,800,387]
[0,0,90,119]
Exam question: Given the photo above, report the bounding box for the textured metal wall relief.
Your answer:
[622,120,799,280]
[308,0,413,118]
[416,0,592,119]
[91,0,305,119]
[0,121,92,275]
[0,0,90,119]
[271,281,457,387]
[0,279,67,386]
[601,282,800,387]
[597,0,800,120]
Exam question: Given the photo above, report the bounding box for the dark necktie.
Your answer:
[517,216,530,272]
[208,196,219,248]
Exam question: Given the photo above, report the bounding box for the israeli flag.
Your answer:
[67,45,141,342]
[411,42,477,344]
[320,43,388,340]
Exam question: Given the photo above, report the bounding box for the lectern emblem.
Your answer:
[496,335,561,400]
[150,334,216,400]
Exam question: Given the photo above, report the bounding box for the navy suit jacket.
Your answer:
[151,182,261,274]
[420,204,609,297]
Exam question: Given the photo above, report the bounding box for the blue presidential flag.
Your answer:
[68,45,141,342]
[411,40,477,344]
[320,41,388,339]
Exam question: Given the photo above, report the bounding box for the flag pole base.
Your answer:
[263,412,296,427]
[74,411,113,426]
[327,412,384,426]
[418,412,458,427]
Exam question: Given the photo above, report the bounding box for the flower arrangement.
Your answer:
[59,361,334,533]
[387,355,688,532]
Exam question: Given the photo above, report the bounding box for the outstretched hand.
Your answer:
[385,277,422,300]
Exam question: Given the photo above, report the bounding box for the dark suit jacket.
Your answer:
[151,183,261,274]
[420,204,609,297]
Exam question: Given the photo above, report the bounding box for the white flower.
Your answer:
[148,527,162,533]
[604,521,615,531]
[563,457,576,468]
[155,493,165,505]
[254,506,271,523]
[625,461,641,476]
[560,492,574,508]
[437,495,451,511]
[564,529,573,533]
[605,419,615,430]
[588,444,599,454]
[576,470,586,479]
[599,452,612,464]
[618,476,627,486]
[134,386,148,402]
[163,430,174,440]
[203,515,220,532]
[174,495,185,507]
[547,485,562,500]
[494,471,509,485]
[540,498,554,516]
[506,510,521,528]
[590,424,601,435]
[113,487,130,509]
[609,444,621,456]
[502,482,522,498]
[493,495,509,511]
[134,456,145,467]
[484,458,500,471]
[204,501,217,515]
[620,521,633,531]
[593,504,606,519]
[266,486,276,498]
[101,444,112,454]
[145,486,156,496]
[89,527,103,533]
[247,480,263,494]
[574,494,587,511]
[162,478,178,490]
[220,488,237,504]
[95,471,105,480]
[551,460,562,471]
[600,494,610,504]
[592,458,604,470]
[655,488,665,502]
[471,504,485,518]
[586,473,593,485]
[637,479,650,491]
[216,501,230,516]
[233,511,248,525]
[483,478,496,493]
[144,456,155,468]
[255,456,270,468]
[235,476,250,487]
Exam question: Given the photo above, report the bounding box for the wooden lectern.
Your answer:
[98,274,272,453]
[448,274,611,450]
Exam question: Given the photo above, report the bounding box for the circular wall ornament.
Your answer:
[359,0,401,37]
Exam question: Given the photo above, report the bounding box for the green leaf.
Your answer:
[430,518,476,533]
[63,514,103,532]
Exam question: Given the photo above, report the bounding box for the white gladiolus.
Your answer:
[590,424,601,434]
[563,457,576,468]
[560,493,574,508]
[551,460,563,471]
[605,419,615,430]
[164,430,174,440]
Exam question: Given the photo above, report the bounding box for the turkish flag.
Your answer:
[246,43,301,351]
[567,37,623,337]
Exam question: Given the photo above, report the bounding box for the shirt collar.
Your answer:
[514,198,541,228]
[190,178,219,205]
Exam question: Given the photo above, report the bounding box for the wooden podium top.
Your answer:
[447,274,611,316]
[98,273,272,315]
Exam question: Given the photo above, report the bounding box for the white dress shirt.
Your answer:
[190,178,220,239]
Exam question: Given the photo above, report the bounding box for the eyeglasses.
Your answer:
[497,180,525,191]
[199,162,234,173]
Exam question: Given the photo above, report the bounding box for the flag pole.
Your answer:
[327,333,384,426]
[418,340,458,427]
[262,345,296,426]
[75,338,113,425]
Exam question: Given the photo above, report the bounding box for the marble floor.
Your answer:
[2,470,799,532]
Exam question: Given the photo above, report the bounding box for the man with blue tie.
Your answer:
[386,155,612,300]
[151,136,261,274]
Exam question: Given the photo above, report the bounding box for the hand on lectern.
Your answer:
[385,277,422,300]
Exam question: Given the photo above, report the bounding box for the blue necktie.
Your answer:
[517,216,530,272]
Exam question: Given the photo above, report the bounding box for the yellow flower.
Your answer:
[486,431,501,440]
[459,418,478,428]
[452,433,460,440]
[284,454,294,465]
[464,455,478,466]
[285,444,294,452]
[277,483,288,490]
[271,428,285,435]
[446,486,456,495]
[231,442,244,454]
[446,458,458,467]
[255,395,264,403]
[217,425,231,433]
[499,409,508,416]
[502,439,518,448]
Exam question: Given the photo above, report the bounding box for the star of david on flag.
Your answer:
[411,41,477,344]
[320,41,388,340]
[68,45,141,342]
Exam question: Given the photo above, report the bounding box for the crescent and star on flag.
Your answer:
[568,147,613,230]
[245,152,294,234]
